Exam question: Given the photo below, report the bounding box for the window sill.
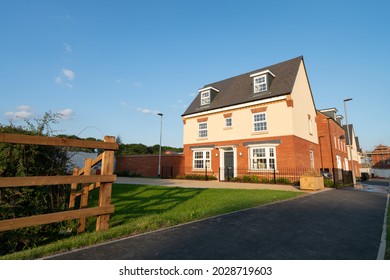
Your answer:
[251,131,269,135]
[192,169,213,172]
[248,169,278,173]
[197,137,208,141]
[223,127,233,130]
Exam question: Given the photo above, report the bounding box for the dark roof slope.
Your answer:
[182,56,303,116]
[343,124,355,146]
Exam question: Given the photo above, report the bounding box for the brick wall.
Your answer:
[183,135,320,172]
[116,154,184,178]
[316,112,349,171]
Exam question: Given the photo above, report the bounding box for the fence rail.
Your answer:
[0,133,118,233]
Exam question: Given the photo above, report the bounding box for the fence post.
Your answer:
[69,167,79,210]
[78,157,92,233]
[96,136,116,231]
[273,166,276,184]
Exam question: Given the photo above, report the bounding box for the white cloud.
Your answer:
[62,68,75,81]
[4,105,33,121]
[58,108,74,120]
[65,83,73,90]
[132,82,142,88]
[137,107,160,115]
[54,76,63,84]
[63,43,72,54]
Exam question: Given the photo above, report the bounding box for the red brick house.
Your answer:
[317,108,349,171]
[371,145,390,169]
[181,56,320,180]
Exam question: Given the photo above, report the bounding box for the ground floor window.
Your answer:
[193,150,211,169]
[249,147,276,170]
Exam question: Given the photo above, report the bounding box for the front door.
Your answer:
[224,151,234,181]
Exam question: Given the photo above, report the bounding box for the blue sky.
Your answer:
[0,0,389,151]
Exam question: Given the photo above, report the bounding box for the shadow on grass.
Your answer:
[88,184,205,228]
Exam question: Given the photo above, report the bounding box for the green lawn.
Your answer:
[386,197,390,260]
[1,184,303,260]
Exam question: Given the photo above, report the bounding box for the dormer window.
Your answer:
[250,70,275,94]
[254,75,267,93]
[199,86,220,107]
[200,91,210,106]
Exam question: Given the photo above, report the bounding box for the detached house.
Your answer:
[182,56,320,180]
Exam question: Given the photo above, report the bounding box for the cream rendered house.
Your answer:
[182,56,320,180]
[343,124,362,178]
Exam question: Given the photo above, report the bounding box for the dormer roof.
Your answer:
[182,56,303,117]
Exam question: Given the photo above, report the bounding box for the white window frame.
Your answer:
[225,117,232,128]
[253,74,267,93]
[253,113,267,132]
[310,150,315,169]
[248,146,276,171]
[198,122,208,138]
[200,90,210,106]
[308,117,313,135]
[193,150,211,170]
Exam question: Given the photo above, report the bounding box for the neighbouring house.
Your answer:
[369,144,390,178]
[181,56,320,181]
[316,108,351,184]
[343,124,362,179]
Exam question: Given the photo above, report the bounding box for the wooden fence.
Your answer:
[0,133,118,233]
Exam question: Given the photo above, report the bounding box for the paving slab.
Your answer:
[114,177,318,192]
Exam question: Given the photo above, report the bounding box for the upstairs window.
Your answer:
[253,75,267,93]
[250,70,275,94]
[198,122,208,138]
[253,113,267,132]
[225,117,232,127]
[200,91,210,106]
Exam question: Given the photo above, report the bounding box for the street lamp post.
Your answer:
[343,98,356,186]
[157,113,163,177]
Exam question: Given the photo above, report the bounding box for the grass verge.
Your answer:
[0,184,303,260]
[386,194,390,260]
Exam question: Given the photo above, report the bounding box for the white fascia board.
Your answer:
[250,70,276,78]
[183,95,287,119]
[199,86,220,93]
[319,108,338,113]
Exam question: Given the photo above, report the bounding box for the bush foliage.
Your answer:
[0,113,72,256]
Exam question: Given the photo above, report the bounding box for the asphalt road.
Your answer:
[47,186,388,260]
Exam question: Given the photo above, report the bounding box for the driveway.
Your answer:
[47,186,388,260]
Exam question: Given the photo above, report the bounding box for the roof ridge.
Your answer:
[203,56,303,88]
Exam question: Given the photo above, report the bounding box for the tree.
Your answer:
[0,112,71,256]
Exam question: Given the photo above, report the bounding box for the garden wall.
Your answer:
[116,154,185,178]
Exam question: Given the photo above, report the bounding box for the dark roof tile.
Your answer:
[182,56,303,116]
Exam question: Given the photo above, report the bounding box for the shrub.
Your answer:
[180,174,217,181]
[242,175,252,183]
[324,179,335,188]
[260,177,270,184]
[276,177,291,185]
[0,112,71,256]
[230,177,243,183]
